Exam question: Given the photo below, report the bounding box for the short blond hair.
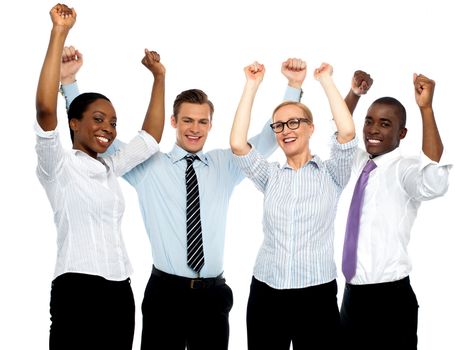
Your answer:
[272,101,313,123]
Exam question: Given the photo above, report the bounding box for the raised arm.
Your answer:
[246,59,305,157]
[59,46,82,110]
[60,45,83,84]
[281,58,307,102]
[314,63,355,143]
[230,62,265,155]
[282,58,307,89]
[413,73,443,162]
[36,4,76,131]
[343,70,373,114]
[140,49,166,143]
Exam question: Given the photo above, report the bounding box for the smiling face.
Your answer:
[273,103,314,159]
[363,102,407,157]
[171,102,212,153]
[70,98,117,158]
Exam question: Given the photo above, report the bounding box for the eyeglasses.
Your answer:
[270,118,311,133]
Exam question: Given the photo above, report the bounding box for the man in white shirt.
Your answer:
[284,69,451,349]
[339,71,451,349]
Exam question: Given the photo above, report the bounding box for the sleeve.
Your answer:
[246,86,302,158]
[325,134,358,188]
[284,85,303,102]
[34,121,64,182]
[101,138,126,157]
[247,118,277,158]
[400,151,452,200]
[232,147,272,193]
[105,130,159,177]
[59,82,80,111]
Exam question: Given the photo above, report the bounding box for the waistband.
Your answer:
[346,276,411,291]
[151,266,225,289]
[52,272,131,287]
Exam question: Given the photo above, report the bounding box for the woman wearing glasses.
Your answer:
[230,59,357,350]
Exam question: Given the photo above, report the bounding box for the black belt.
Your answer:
[346,276,411,291]
[151,266,225,289]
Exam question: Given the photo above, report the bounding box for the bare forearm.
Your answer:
[36,27,70,130]
[230,82,259,155]
[320,77,355,143]
[421,107,443,162]
[344,89,361,115]
[142,75,165,142]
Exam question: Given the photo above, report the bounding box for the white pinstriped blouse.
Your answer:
[35,123,159,281]
[234,135,358,289]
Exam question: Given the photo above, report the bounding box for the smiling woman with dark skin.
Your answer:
[67,94,117,156]
[35,4,164,349]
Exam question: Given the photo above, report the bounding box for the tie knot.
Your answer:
[185,154,198,164]
[362,159,377,173]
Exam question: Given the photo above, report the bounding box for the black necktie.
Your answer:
[185,155,204,273]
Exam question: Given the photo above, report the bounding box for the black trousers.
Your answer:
[140,267,233,350]
[247,276,341,350]
[340,276,419,350]
[49,272,135,350]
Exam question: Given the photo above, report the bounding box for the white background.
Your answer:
[0,0,473,349]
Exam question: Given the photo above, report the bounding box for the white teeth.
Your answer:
[283,138,296,143]
[368,139,381,144]
[187,136,199,140]
[96,136,109,143]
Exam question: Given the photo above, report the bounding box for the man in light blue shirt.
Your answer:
[60,49,307,349]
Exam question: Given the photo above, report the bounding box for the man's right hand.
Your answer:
[281,58,307,89]
[351,70,373,96]
[60,45,83,84]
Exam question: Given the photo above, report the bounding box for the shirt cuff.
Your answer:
[59,82,80,110]
[419,150,453,171]
[33,120,57,138]
[233,145,258,165]
[137,130,160,153]
[330,133,359,150]
[284,86,303,102]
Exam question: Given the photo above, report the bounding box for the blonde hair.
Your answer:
[272,101,313,123]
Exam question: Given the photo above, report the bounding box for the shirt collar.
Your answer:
[71,149,109,172]
[283,154,322,170]
[72,148,105,163]
[369,147,402,167]
[168,143,209,165]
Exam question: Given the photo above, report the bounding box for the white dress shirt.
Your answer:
[350,147,451,284]
[35,123,159,281]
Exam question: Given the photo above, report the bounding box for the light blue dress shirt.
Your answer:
[61,82,277,278]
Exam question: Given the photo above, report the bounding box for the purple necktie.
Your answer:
[342,159,377,282]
